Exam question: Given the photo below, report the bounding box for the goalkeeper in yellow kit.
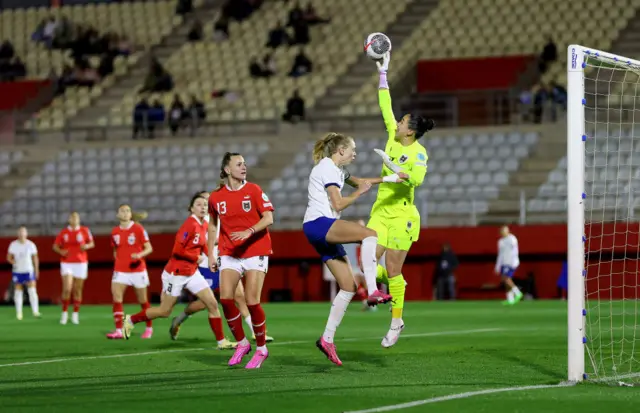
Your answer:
[368,52,435,348]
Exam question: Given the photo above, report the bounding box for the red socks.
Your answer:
[62,298,70,312]
[113,302,124,329]
[141,302,152,328]
[208,317,225,341]
[73,300,81,313]
[220,298,246,341]
[130,310,150,325]
[248,304,267,347]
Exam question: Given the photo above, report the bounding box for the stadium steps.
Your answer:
[481,123,566,224]
[0,147,58,206]
[592,8,640,63]
[311,0,439,116]
[67,2,222,129]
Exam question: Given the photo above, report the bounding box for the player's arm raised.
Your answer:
[376,52,396,141]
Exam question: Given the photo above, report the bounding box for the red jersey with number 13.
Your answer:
[111,222,150,273]
[164,215,208,276]
[208,182,274,258]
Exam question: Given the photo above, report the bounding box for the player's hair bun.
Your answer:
[408,113,435,139]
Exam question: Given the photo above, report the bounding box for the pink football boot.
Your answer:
[106,330,124,339]
[228,342,251,366]
[367,290,392,306]
[141,327,153,339]
[245,349,269,369]
[316,337,342,366]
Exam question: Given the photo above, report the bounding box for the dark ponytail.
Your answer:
[219,152,242,180]
[408,113,435,139]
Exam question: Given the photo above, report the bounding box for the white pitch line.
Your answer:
[342,382,576,413]
[0,328,502,368]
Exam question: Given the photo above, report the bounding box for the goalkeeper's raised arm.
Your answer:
[377,52,397,140]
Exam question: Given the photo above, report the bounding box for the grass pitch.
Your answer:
[0,301,637,412]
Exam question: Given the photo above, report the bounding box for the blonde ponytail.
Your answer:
[312,132,352,164]
[132,211,148,222]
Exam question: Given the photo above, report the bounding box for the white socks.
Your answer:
[322,289,355,343]
[14,289,23,315]
[28,287,39,314]
[244,315,254,334]
[360,236,379,295]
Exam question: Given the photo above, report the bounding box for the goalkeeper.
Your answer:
[368,52,435,348]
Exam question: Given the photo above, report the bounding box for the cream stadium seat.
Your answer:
[341,0,640,116]
[108,0,411,123]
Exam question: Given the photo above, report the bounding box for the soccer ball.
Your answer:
[363,32,391,60]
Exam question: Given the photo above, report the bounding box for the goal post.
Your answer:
[567,44,585,383]
[567,44,640,385]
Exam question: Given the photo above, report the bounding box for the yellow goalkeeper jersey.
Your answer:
[370,89,428,219]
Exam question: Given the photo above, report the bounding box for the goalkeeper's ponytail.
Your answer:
[312,132,353,164]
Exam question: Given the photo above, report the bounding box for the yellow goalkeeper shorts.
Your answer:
[367,213,420,251]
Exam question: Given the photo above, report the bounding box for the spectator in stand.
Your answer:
[532,83,549,124]
[187,95,206,132]
[141,57,174,93]
[116,35,132,56]
[52,17,74,50]
[266,22,289,49]
[0,56,26,82]
[0,40,15,60]
[282,89,305,123]
[262,52,277,77]
[148,99,166,138]
[188,19,204,42]
[42,17,58,48]
[303,2,330,25]
[288,48,312,78]
[213,16,230,42]
[133,97,151,139]
[432,243,458,301]
[176,0,194,16]
[539,36,557,74]
[98,50,116,79]
[290,17,310,45]
[249,57,269,78]
[223,0,255,22]
[287,1,304,27]
[169,94,185,135]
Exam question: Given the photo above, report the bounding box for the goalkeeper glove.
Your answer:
[373,148,402,173]
[376,52,391,73]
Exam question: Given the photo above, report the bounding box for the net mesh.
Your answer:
[582,50,640,384]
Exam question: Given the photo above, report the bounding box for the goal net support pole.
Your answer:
[567,44,640,384]
[567,44,586,383]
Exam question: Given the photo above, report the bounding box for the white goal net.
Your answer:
[568,45,640,385]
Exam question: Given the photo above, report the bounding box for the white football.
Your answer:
[364,32,392,60]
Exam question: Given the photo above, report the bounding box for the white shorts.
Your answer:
[219,255,269,276]
[60,263,89,280]
[161,270,210,297]
[112,271,150,289]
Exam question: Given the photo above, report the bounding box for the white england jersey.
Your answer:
[496,234,520,270]
[303,157,349,223]
[8,240,38,273]
[200,214,211,268]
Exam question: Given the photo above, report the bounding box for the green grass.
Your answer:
[0,301,637,412]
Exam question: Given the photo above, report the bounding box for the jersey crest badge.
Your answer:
[63,234,68,242]
[417,153,426,161]
[128,233,136,245]
[262,192,270,202]
[242,200,252,212]
[76,233,84,243]
[399,154,408,164]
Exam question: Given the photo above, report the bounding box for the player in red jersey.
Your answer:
[169,190,274,345]
[208,152,275,369]
[123,193,229,345]
[106,204,154,340]
[53,212,95,325]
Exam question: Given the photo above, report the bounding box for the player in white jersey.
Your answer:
[169,190,274,345]
[6,226,40,320]
[495,225,523,305]
[303,132,407,366]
